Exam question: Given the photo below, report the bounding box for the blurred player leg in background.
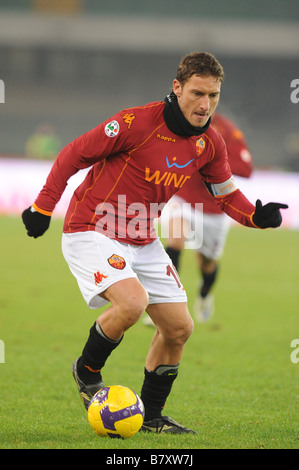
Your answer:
[193,212,230,322]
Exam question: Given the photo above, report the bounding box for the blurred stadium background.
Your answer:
[0,0,298,225]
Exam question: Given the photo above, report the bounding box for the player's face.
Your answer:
[173,74,221,127]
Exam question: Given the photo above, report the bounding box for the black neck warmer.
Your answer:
[163,91,211,137]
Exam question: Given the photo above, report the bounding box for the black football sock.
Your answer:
[200,266,218,298]
[140,364,179,421]
[77,322,123,385]
[165,247,181,272]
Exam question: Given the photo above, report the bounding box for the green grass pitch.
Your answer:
[0,215,298,449]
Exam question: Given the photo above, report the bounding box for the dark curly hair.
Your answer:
[176,52,224,85]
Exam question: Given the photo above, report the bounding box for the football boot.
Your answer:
[194,292,214,323]
[72,357,104,410]
[140,415,196,434]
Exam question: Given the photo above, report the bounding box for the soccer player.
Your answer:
[22,52,287,434]
[148,113,254,324]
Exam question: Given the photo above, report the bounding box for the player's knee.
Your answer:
[166,315,194,347]
[117,291,149,329]
[103,279,149,329]
[180,316,194,343]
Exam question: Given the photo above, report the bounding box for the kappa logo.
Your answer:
[121,112,135,129]
[105,120,120,138]
[108,254,126,270]
[156,133,176,143]
[94,271,108,285]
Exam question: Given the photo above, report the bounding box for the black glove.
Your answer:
[22,206,51,238]
[252,199,288,228]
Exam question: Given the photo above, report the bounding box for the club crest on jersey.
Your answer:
[196,137,206,157]
[108,254,126,270]
[105,120,120,138]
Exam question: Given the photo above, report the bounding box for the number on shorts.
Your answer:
[166,264,181,288]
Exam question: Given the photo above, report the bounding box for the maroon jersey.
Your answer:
[33,101,257,245]
[176,113,253,214]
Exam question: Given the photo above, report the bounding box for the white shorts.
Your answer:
[161,195,231,260]
[198,211,230,259]
[61,231,187,309]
